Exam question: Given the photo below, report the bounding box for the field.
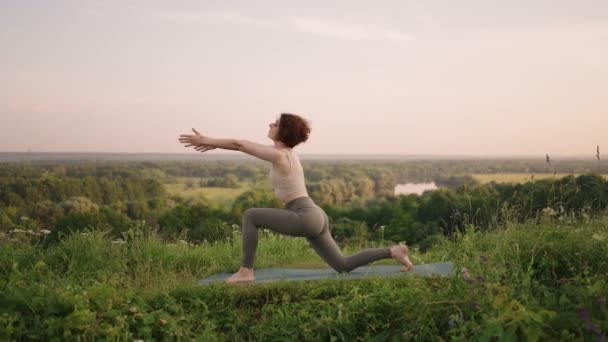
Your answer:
[472,173,608,184]
[163,175,608,202]
[1,214,606,340]
[163,177,252,204]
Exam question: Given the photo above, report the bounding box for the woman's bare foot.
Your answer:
[225,267,255,284]
[390,244,414,272]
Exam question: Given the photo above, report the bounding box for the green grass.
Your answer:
[1,215,607,340]
[164,177,252,205]
[472,173,608,184]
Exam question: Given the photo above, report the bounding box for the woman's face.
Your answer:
[267,118,280,140]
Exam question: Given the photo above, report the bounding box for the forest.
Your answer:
[1,159,606,248]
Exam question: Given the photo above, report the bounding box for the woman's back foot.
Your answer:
[390,244,414,272]
[225,267,255,284]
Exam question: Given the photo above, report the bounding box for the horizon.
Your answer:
[1,1,607,155]
[0,150,602,160]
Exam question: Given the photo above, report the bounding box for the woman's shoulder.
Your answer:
[284,148,300,161]
[270,147,288,165]
[276,147,297,156]
[265,146,296,160]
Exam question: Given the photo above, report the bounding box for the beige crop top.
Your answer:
[269,148,309,204]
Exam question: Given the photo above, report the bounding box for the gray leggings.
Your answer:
[241,196,392,272]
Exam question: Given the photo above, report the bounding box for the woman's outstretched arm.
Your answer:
[197,136,240,151]
[179,128,285,164]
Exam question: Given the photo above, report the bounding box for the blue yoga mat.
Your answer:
[198,262,455,285]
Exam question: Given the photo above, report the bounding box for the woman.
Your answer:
[178,113,413,284]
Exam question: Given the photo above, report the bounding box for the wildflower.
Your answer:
[448,316,457,329]
[578,306,600,333]
[40,229,51,235]
[461,267,472,283]
[447,313,462,329]
[542,207,557,217]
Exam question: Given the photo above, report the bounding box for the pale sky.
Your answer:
[1,0,607,156]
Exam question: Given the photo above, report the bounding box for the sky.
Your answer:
[1,0,607,156]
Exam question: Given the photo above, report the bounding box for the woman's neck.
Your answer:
[273,140,290,150]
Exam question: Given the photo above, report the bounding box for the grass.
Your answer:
[163,177,252,205]
[1,214,607,340]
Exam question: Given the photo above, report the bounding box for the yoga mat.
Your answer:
[198,262,455,286]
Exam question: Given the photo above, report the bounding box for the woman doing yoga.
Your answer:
[178,113,414,284]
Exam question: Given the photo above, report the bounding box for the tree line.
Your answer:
[1,161,606,248]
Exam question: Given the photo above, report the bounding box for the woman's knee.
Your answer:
[331,261,352,273]
[242,208,260,224]
[325,255,352,273]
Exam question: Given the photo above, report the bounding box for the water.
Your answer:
[394,182,438,196]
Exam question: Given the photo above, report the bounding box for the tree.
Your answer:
[223,174,239,188]
[34,200,64,228]
[126,200,148,220]
[188,217,229,243]
[60,196,99,215]
[0,207,13,227]
[230,189,282,222]
[50,212,102,242]
[99,207,132,238]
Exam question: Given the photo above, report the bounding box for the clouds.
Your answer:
[287,16,413,43]
[85,1,414,43]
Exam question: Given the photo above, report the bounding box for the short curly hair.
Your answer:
[277,113,311,148]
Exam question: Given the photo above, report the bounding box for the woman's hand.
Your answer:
[179,130,242,152]
[194,144,217,153]
[178,128,203,147]
[178,128,216,152]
